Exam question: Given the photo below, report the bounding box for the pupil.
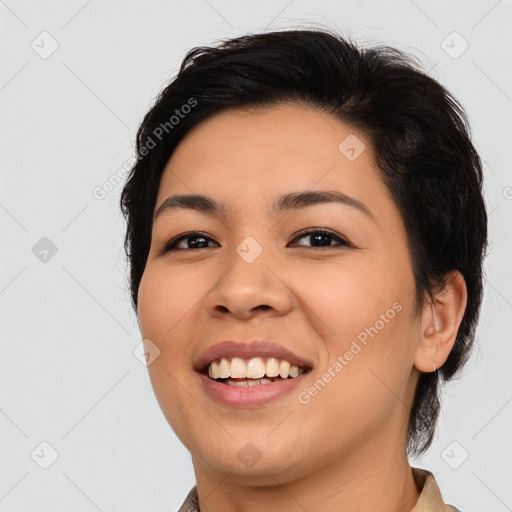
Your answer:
[189,236,207,248]
[312,233,330,246]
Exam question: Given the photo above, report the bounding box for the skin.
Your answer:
[137,104,467,511]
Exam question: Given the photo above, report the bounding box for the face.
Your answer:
[137,104,422,485]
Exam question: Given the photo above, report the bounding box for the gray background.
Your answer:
[1,0,511,510]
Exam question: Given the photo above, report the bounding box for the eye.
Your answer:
[161,232,219,253]
[160,228,352,255]
[289,228,352,248]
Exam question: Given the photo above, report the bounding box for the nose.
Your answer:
[204,246,293,320]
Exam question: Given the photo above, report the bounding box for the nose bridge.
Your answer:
[204,233,292,319]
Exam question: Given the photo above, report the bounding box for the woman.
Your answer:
[120,28,487,511]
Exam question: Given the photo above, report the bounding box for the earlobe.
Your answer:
[413,271,468,373]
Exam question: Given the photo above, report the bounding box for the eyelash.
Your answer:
[161,228,352,254]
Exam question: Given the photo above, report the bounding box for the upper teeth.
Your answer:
[207,357,306,380]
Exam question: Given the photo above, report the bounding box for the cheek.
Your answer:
[137,264,198,349]
[298,258,414,390]
[136,266,202,438]
[299,257,402,343]
[289,270,412,436]
[137,270,160,341]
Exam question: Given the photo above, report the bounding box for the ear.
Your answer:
[414,270,468,373]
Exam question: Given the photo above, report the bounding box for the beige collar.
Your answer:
[411,468,460,511]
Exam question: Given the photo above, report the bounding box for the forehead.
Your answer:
[156,104,392,219]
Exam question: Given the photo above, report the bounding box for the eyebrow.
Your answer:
[154,190,374,221]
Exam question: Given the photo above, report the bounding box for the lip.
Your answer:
[193,339,314,373]
[197,371,310,407]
